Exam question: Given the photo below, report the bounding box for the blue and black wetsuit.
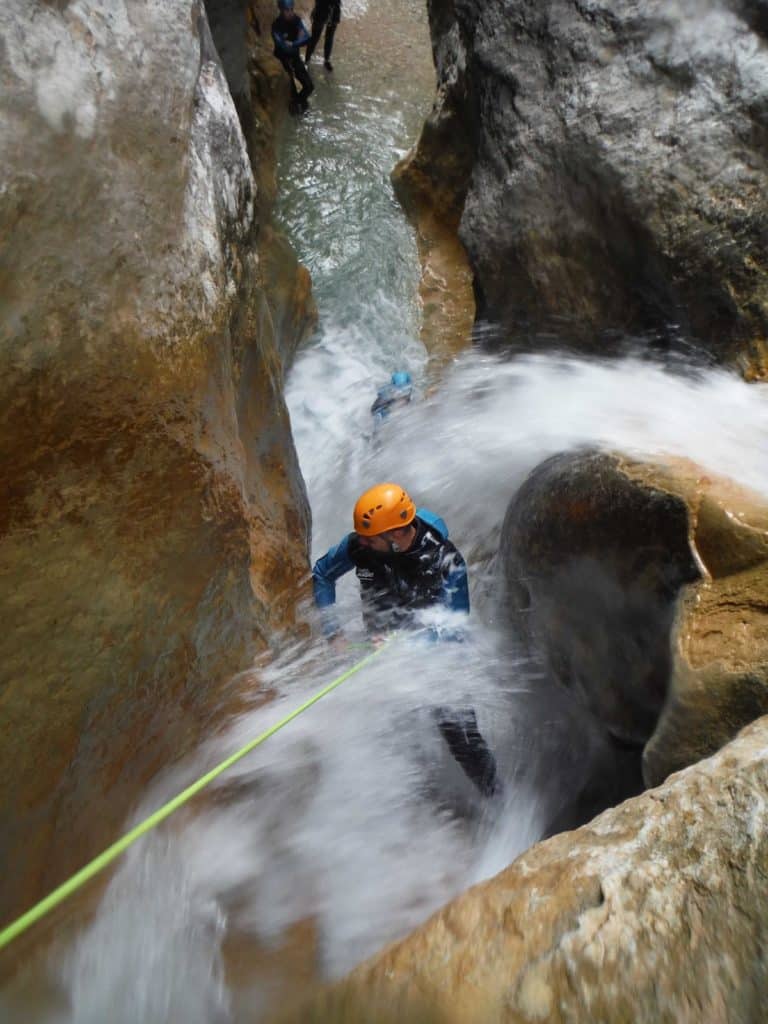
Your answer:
[312,511,501,798]
[272,13,314,107]
[313,510,468,635]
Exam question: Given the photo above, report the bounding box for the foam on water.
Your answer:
[42,308,768,1024]
[44,630,534,1022]
[317,349,768,556]
[39,334,766,1022]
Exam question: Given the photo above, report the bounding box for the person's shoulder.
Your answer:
[416,508,448,540]
[316,532,354,560]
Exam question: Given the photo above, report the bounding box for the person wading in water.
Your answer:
[272,0,314,113]
[304,0,341,71]
[312,482,503,799]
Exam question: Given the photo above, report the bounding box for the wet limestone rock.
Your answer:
[391,0,475,371]
[499,449,700,747]
[0,0,313,924]
[274,714,768,1024]
[642,462,768,785]
[420,0,768,372]
[497,449,768,787]
[204,0,316,363]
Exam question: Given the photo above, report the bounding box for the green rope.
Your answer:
[0,641,390,951]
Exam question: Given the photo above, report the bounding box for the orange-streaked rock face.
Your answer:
[0,0,314,926]
[272,714,768,1024]
[391,37,476,376]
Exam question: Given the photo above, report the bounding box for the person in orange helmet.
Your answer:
[312,483,467,635]
[312,483,502,799]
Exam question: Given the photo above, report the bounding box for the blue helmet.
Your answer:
[277,0,294,8]
[372,370,413,420]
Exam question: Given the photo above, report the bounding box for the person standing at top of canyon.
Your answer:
[304,0,341,72]
[272,0,314,113]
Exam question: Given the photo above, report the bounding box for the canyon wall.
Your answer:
[0,0,313,924]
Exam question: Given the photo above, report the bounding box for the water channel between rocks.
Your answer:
[5,1,768,1021]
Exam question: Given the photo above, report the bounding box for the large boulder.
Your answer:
[417,0,768,373]
[499,449,700,747]
[0,0,313,923]
[273,714,768,1023]
[498,449,768,785]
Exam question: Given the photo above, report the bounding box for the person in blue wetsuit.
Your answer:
[272,0,314,113]
[313,480,464,635]
[370,371,413,431]
[312,482,502,799]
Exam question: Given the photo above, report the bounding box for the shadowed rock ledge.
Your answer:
[0,0,314,925]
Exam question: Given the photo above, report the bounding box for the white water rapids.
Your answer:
[4,0,767,1021]
[26,352,767,1024]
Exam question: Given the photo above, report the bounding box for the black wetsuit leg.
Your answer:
[293,55,314,101]
[306,0,339,64]
[435,707,502,798]
[305,4,327,63]
[323,1,340,62]
[279,53,314,105]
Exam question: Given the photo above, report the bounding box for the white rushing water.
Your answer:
[305,349,768,551]
[37,348,768,1024]
[13,0,768,1020]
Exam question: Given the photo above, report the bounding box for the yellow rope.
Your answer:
[0,641,390,951]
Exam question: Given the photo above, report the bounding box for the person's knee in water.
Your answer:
[305,0,341,70]
[272,0,314,110]
[311,482,503,799]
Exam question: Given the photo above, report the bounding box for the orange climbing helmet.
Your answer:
[353,483,416,535]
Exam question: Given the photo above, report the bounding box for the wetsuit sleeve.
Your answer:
[312,535,354,606]
[312,534,354,607]
[295,19,311,47]
[371,391,388,416]
[371,399,388,427]
[421,545,469,645]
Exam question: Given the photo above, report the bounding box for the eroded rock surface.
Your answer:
[275,714,768,1024]
[420,0,768,372]
[638,462,768,784]
[0,0,313,923]
[499,449,700,747]
[498,449,768,787]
